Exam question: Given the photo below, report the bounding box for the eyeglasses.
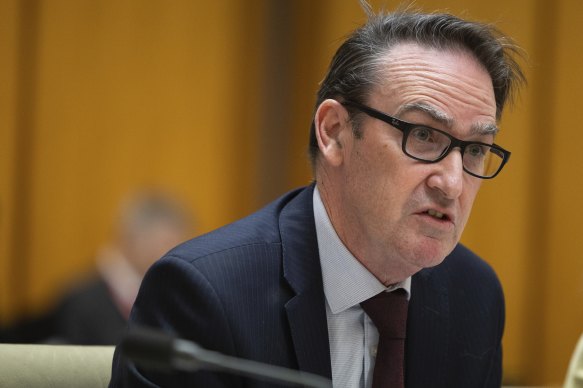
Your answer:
[342,101,511,179]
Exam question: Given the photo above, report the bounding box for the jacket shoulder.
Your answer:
[165,186,309,265]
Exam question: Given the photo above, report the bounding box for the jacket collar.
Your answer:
[280,185,332,379]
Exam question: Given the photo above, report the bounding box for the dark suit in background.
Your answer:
[0,276,126,345]
[0,190,192,346]
[109,186,504,387]
[52,277,127,345]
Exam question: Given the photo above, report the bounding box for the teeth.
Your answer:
[427,209,445,219]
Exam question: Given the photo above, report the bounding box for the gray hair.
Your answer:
[308,10,526,168]
[116,190,192,240]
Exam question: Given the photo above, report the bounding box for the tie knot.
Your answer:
[360,289,409,338]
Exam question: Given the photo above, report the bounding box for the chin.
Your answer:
[420,254,448,268]
[404,239,453,269]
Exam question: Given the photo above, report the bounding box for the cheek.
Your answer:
[458,180,482,223]
[464,178,482,203]
[350,132,421,212]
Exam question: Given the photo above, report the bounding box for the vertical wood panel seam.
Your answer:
[258,1,294,205]
[10,0,41,320]
[522,0,560,383]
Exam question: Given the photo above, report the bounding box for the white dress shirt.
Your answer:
[313,187,411,388]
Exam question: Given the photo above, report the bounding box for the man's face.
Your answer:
[323,43,497,283]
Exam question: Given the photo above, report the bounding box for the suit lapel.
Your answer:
[279,186,332,378]
[405,266,449,387]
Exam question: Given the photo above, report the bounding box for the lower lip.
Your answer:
[414,213,454,231]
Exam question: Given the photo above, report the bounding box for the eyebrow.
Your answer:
[395,102,499,136]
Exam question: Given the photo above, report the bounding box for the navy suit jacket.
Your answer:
[110,185,504,387]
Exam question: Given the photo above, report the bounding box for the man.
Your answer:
[0,190,191,345]
[110,8,524,388]
[52,190,192,345]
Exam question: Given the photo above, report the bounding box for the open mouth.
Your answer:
[425,209,448,221]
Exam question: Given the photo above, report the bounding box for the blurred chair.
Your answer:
[0,344,114,387]
[565,333,583,388]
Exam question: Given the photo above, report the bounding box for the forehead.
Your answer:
[373,42,497,125]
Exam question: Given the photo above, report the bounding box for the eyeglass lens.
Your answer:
[405,127,503,178]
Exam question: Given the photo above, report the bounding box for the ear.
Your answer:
[314,99,350,167]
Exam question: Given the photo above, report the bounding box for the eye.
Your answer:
[411,127,434,142]
[466,143,487,157]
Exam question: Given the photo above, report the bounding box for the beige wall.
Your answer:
[1,0,581,385]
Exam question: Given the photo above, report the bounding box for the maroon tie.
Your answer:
[361,289,409,388]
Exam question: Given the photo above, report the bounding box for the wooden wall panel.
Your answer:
[0,0,19,320]
[544,0,583,383]
[2,0,582,385]
[1,0,265,319]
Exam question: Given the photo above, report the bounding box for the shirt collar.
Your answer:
[313,186,411,315]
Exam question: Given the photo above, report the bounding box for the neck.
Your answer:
[316,176,418,286]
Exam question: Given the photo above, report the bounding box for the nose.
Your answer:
[426,150,464,199]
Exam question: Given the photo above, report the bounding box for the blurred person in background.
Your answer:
[52,190,193,345]
[1,190,193,345]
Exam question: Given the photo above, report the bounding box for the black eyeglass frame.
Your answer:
[342,100,511,179]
